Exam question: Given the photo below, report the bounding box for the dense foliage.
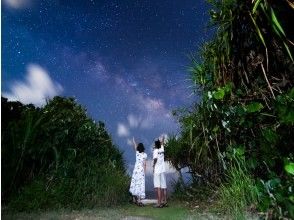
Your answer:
[165,0,294,218]
[2,96,129,210]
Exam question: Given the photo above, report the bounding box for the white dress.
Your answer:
[129,151,147,199]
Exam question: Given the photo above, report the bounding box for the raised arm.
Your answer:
[160,135,165,146]
[132,137,137,151]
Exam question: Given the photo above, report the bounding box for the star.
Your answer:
[2,0,207,183]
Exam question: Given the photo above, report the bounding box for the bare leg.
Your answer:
[162,188,167,204]
[137,196,141,203]
[160,188,166,203]
[155,187,161,205]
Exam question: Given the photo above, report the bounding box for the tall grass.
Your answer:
[8,164,130,211]
[2,97,130,211]
[217,160,259,219]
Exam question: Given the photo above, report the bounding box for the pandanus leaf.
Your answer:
[249,13,266,48]
[283,42,294,61]
[52,146,60,171]
[271,7,286,37]
[252,0,263,14]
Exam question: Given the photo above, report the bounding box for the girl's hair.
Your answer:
[137,143,145,153]
[154,139,161,149]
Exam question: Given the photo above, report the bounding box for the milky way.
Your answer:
[2,0,210,170]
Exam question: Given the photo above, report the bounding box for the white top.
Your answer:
[135,151,147,166]
[153,145,165,174]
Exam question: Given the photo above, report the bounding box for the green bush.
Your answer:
[7,179,55,211]
[8,165,129,211]
[166,0,293,218]
[218,164,259,219]
[256,160,294,219]
[2,96,129,210]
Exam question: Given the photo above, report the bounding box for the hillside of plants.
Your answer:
[165,0,294,219]
[2,96,129,211]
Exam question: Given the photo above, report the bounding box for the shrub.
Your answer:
[2,96,129,210]
[166,0,293,218]
[218,164,259,219]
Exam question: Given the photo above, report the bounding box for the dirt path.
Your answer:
[3,201,258,220]
[1,205,221,220]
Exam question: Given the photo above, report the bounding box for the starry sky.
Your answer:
[2,0,210,174]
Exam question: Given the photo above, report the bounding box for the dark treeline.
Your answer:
[2,96,129,210]
[165,0,293,219]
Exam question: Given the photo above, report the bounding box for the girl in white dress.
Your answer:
[129,137,147,206]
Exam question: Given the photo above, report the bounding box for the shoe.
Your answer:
[153,204,163,208]
[161,202,168,207]
[136,202,144,207]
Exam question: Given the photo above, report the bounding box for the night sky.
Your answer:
[2,0,210,178]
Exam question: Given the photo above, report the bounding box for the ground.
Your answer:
[2,200,225,220]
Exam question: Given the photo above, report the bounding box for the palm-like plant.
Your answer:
[2,105,44,199]
[168,2,293,217]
